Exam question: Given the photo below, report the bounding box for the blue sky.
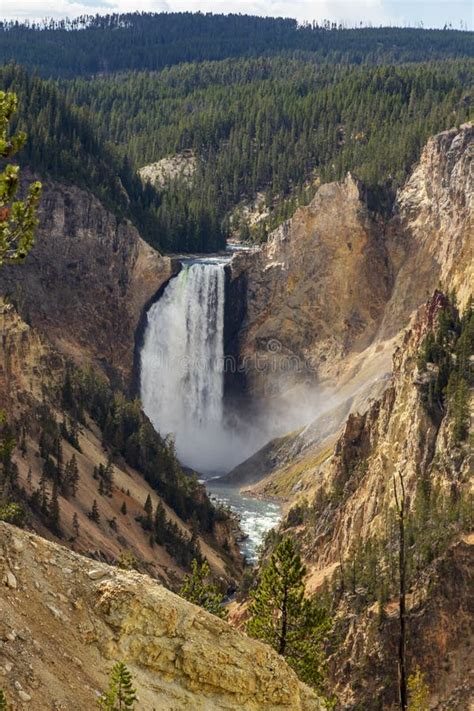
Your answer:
[1,0,472,30]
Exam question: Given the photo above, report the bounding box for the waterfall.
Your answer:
[140,259,228,473]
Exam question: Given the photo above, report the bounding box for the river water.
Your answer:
[205,480,281,564]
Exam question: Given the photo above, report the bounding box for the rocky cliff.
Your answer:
[274,292,473,708]
[381,123,473,337]
[227,124,473,400]
[227,173,392,395]
[0,178,176,389]
[0,521,325,711]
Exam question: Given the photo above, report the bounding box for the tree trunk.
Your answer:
[278,587,288,655]
[394,473,408,711]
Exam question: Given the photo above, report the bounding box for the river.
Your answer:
[205,479,281,564]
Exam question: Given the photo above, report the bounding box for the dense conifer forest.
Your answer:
[0,13,472,78]
[0,14,472,252]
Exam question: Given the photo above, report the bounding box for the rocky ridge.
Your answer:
[0,521,325,710]
[278,292,473,708]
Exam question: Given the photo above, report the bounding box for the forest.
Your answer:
[0,13,472,78]
[0,15,472,252]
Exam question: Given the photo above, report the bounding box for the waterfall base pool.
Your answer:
[205,480,281,564]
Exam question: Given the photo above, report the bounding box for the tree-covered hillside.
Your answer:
[0,14,472,252]
[64,58,472,240]
[0,64,219,253]
[0,13,472,78]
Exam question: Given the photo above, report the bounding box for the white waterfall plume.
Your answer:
[140,258,230,473]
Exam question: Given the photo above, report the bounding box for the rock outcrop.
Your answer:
[227,174,392,395]
[139,150,197,189]
[0,522,325,710]
[0,178,176,388]
[381,123,473,336]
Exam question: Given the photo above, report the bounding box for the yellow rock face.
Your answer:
[0,522,325,710]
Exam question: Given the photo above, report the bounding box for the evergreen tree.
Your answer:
[451,377,470,443]
[179,559,227,618]
[64,454,80,497]
[89,499,100,523]
[38,471,49,515]
[153,501,166,544]
[247,537,331,689]
[120,501,127,516]
[407,667,430,711]
[98,660,137,710]
[0,90,41,265]
[143,494,153,530]
[72,511,80,539]
[49,481,61,534]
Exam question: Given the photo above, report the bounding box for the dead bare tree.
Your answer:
[393,470,408,711]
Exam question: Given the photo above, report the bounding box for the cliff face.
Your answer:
[0,522,325,711]
[0,178,176,388]
[276,292,473,708]
[382,123,473,336]
[228,124,473,398]
[228,174,392,395]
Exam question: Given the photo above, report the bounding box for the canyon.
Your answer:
[0,122,472,709]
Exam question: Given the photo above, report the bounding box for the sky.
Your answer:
[0,0,472,30]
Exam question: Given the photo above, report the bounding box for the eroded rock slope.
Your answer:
[0,522,325,711]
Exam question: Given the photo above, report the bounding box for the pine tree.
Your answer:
[89,499,100,523]
[179,559,227,618]
[72,511,80,539]
[451,377,470,443]
[247,537,331,689]
[98,660,137,710]
[64,453,80,497]
[39,471,49,515]
[143,494,153,529]
[153,501,166,544]
[120,501,127,516]
[49,481,61,533]
[103,455,114,496]
[407,667,430,710]
[0,90,42,265]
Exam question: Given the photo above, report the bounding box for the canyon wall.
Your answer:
[272,292,473,708]
[228,123,473,398]
[228,174,392,395]
[0,178,176,388]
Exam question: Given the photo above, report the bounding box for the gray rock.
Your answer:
[12,538,24,553]
[6,571,17,589]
